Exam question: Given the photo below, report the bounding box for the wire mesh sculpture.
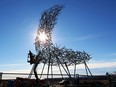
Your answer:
[27,4,92,84]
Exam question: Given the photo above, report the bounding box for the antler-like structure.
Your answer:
[35,5,64,52]
[28,4,92,80]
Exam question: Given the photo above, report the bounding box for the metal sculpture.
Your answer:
[27,4,92,85]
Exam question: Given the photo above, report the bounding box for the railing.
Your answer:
[0,72,80,80]
[0,73,79,87]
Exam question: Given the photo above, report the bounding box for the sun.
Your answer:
[38,31,48,43]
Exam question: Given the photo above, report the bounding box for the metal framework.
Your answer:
[27,4,92,86]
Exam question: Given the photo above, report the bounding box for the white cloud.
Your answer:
[75,35,95,41]
[53,34,103,44]
[1,61,116,72]
[87,61,116,69]
[1,61,116,79]
[102,53,116,57]
[75,34,104,41]
[0,63,28,67]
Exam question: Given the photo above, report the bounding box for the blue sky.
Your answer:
[0,0,116,78]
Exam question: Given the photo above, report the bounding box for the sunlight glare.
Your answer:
[38,31,48,43]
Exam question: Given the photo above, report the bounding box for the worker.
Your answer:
[28,50,35,64]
